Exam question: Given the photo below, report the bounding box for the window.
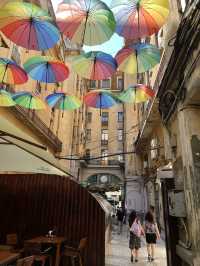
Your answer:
[118,112,124,122]
[117,78,123,90]
[118,129,123,141]
[118,151,124,162]
[86,129,91,141]
[85,149,90,159]
[101,149,108,164]
[101,129,108,145]
[35,82,42,94]
[101,112,109,125]
[101,79,110,89]
[11,45,21,65]
[150,138,159,159]
[178,0,187,12]
[90,80,96,89]
[87,112,92,123]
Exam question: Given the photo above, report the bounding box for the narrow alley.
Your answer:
[106,226,167,266]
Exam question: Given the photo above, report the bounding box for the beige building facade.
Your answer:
[133,1,200,265]
[0,0,85,177]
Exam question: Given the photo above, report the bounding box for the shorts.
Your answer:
[146,233,157,244]
[129,232,141,250]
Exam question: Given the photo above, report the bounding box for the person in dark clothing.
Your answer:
[116,207,125,234]
[144,211,160,262]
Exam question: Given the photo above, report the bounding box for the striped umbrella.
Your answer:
[111,0,169,40]
[0,90,16,107]
[72,51,117,80]
[118,84,155,103]
[24,56,69,83]
[56,0,116,46]
[0,58,28,85]
[46,92,81,110]
[84,89,119,115]
[12,91,46,110]
[0,2,60,50]
[115,43,160,74]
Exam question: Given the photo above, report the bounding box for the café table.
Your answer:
[0,250,20,265]
[25,236,67,266]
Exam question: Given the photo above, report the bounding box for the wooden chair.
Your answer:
[24,242,52,266]
[0,233,18,252]
[62,238,87,266]
[16,256,35,266]
[6,233,18,246]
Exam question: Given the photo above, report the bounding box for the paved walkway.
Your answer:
[106,226,167,266]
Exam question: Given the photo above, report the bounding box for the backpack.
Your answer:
[130,219,142,237]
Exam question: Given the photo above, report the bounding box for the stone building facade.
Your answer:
[0,0,86,177]
[134,1,200,265]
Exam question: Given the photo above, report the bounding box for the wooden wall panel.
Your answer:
[0,174,105,266]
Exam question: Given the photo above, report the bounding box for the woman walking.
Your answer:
[144,211,160,262]
[128,210,144,263]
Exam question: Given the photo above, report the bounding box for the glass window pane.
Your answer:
[101,79,110,89]
[118,129,123,141]
[117,78,123,90]
[118,112,123,122]
[90,80,96,88]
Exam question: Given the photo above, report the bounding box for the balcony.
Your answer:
[101,139,108,146]
[80,157,125,168]
[4,84,62,152]
[10,106,62,152]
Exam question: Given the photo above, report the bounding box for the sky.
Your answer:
[51,0,124,56]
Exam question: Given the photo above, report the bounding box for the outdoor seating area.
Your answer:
[0,235,88,266]
[0,174,106,266]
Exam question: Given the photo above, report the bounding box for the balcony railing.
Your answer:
[10,106,62,152]
[4,84,62,152]
[81,158,124,166]
[139,47,174,137]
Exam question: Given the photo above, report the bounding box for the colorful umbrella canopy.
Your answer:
[56,0,116,46]
[46,92,81,110]
[84,90,119,109]
[12,91,46,110]
[72,51,117,80]
[111,0,169,40]
[0,90,16,107]
[0,58,28,85]
[0,2,60,50]
[118,84,155,103]
[24,56,69,83]
[115,43,160,74]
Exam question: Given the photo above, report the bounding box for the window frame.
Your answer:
[101,79,111,89]
[118,129,123,141]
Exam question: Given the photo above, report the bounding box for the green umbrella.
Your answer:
[12,91,46,110]
[46,92,82,110]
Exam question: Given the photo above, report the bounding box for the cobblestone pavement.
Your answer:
[106,226,167,266]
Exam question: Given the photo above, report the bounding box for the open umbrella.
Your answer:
[46,92,81,110]
[72,51,117,80]
[12,91,46,110]
[84,89,119,115]
[0,58,28,85]
[115,43,160,74]
[0,2,60,50]
[118,84,155,103]
[24,56,70,84]
[0,90,16,107]
[56,0,116,46]
[111,0,169,40]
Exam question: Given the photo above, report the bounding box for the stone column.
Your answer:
[178,106,200,265]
